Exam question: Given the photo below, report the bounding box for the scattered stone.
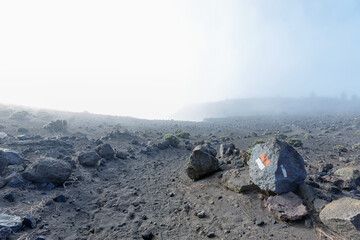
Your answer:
[0,227,11,240]
[266,192,308,221]
[77,150,101,166]
[186,145,220,180]
[3,194,14,202]
[221,168,257,193]
[249,139,307,194]
[206,230,215,238]
[0,214,22,231]
[141,231,154,240]
[22,158,72,185]
[334,167,360,184]
[319,197,360,240]
[255,220,265,226]
[304,218,313,228]
[53,194,67,202]
[162,134,180,147]
[313,198,328,213]
[296,184,316,205]
[7,175,24,188]
[0,149,25,165]
[95,144,115,160]
[43,120,68,133]
[197,210,206,218]
[115,151,128,159]
[23,216,37,229]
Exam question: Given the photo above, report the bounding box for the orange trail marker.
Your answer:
[260,153,271,166]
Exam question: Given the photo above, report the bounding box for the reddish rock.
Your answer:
[266,192,308,221]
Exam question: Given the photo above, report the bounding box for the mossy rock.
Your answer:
[274,133,287,140]
[333,145,348,152]
[43,120,68,133]
[286,138,303,147]
[352,144,360,150]
[163,134,180,147]
[204,140,211,145]
[304,134,314,140]
[175,131,190,139]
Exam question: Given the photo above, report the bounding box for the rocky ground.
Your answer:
[0,106,360,239]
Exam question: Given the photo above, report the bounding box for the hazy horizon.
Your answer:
[1,0,360,119]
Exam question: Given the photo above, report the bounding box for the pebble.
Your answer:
[53,195,67,202]
[142,231,154,240]
[255,220,264,226]
[206,230,215,238]
[197,210,206,218]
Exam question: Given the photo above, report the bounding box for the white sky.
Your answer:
[1,1,359,119]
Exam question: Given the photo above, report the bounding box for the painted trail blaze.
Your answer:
[260,153,271,166]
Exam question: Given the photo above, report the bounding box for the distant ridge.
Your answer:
[173,97,360,121]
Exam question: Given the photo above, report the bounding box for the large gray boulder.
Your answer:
[266,192,308,221]
[0,214,22,231]
[249,139,307,194]
[319,197,360,240]
[78,150,101,166]
[221,168,257,193]
[186,145,220,180]
[22,158,72,185]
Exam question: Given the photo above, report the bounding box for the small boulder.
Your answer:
[22,158,72,185]
[334,167,360,185]
[95,144,115,160]
[0,149,25,165]
[221,168,257,193]
[319,197,360,240]
[77,150,101,166]
[266,192,308,221]
[186,145,220,180]
[249,139,307,194]
[0,214,22,231]
[116,151,128,159]
[0,227,11,239]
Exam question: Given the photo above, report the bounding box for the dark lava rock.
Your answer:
[0,149,25,165]
[23,216,37,229]
[53,194,67,202]
[116,151,128,159]
[7,175,24,188]
[186,145,220,180]
[22,158,72,185]
[266,192,308,221]
[3,194,14,202]
[95,144,115,160]
[320,197,360,240]
[157,140,170,150]
[0,227,11,240]
[142,231,154,240]
[249,139,307,194]
[77,150,101,166]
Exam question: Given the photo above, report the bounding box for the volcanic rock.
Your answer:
[249,139,307,194]
[186,145,220,180]
[266,192,308,221]
[22,158,72,185]
[77,150,101,166]
[319,197,360,240]
[221,168,257,193]
[95,143,115,160]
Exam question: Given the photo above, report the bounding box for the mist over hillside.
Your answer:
[173,97,360,121]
